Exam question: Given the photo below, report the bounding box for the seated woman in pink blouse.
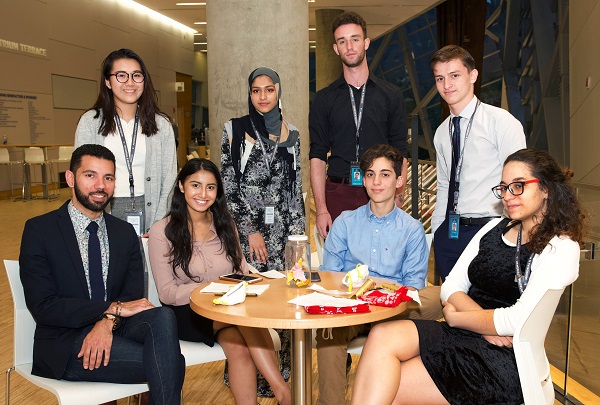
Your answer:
[149,158,291,405]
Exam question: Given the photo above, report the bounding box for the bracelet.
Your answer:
[116,301,123,317]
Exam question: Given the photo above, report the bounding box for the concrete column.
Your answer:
[206,0,309,196]
[315,9,344,91]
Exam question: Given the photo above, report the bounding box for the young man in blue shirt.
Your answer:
[315,144,442,405]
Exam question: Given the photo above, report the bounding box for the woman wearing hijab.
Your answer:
[221,67,305,272]
[221,67,304,397]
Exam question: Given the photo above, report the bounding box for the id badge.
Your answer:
[350,162,363,186]
[448,212,460,240]
[126,210,145,236]
[264,206,275,224]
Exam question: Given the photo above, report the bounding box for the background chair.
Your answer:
[50,146,74,191]
[513,287,564,405]
[4,259,148,405]
[0,149,22,200]
[22,147,56,201]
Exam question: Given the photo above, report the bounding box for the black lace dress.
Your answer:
[413,218,528,405]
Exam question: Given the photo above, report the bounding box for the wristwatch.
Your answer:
[102,313,120,331]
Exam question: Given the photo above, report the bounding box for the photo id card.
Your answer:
[350,163,362,186]
[448,212,460,240]
[126,210,145,236]
[264,206,275,224]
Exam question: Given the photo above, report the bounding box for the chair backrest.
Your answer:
[4,260,36,367]
[513,287,565,405]
[58,146,75,161]
[24,147,46,164]
[141,238,162,307]
[0,148,10,163]
[425,233,433,253]
[313,225,324,268]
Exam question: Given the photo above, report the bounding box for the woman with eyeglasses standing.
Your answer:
[350,148,586,405]
[75,49,177,235]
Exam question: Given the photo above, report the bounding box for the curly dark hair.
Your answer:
[360,144,403,177]
[331,11,367,39]
[164,158,244,281]
[87,48,168,137]
[504,149,586,253]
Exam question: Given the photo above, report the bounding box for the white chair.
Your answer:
[4,260,148,405]
[140,238,281,366]
[513,287,564,405]
[0,149,22,200]
[23,147,56,200]
[50,146,74,191]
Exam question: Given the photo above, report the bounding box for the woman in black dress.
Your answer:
[350,149,585,405]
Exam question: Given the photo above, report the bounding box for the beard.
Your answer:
[341,50,366,68]
[74,180,113,212]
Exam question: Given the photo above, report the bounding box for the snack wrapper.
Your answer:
[342,264,369,291]
[359,286,416,307]
[212,281,247,305]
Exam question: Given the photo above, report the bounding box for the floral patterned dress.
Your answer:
[221,119,305,272]
[221,118,304,396]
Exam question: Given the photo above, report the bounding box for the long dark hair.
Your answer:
[88,48,168,136]
[164,158,244,280]
[504,149,586,253]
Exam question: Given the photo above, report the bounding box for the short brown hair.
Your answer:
[430,45,476,72]
[360,144,403,177]
[332,11,367,40]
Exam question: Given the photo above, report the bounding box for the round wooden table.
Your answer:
[190,271,407,405]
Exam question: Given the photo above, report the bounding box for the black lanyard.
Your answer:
[250,120,279,174]
[515,222,534,295]
[115,109,139,200]
[447,99,480,209]
[348,83,366,162]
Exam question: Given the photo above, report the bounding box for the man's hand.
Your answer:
[78,318,113,370]
[248,232,268,264]
[112,298,155,318]
[316,212,332,239]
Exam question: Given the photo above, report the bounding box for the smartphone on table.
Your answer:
[219,273,263,283]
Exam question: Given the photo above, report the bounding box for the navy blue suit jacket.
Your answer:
[19,201,143,379]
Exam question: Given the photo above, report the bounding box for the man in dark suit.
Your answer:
[19,144,184,405]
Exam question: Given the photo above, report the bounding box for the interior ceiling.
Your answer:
[134,0,443,52]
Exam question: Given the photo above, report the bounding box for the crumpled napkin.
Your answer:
[342,264,369,291]
[212,281,247,305]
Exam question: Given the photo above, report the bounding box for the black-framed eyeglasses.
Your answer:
[491,179,541,199]
[110,71,145,83]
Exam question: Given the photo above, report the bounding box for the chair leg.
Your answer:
[6,366,14,405]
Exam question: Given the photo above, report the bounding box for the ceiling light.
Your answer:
[176,2,206,5]
[308,27,316,31]
[124,0,196,33]
[309,40,316,43]
[194,42,207,45]
[194,33,203,36]
[194,22,207,25]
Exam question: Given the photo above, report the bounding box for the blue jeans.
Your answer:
[63,307,185,405]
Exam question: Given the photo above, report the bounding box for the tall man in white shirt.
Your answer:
[430,45,526,280]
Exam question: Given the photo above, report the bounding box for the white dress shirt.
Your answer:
[431,96,526,232]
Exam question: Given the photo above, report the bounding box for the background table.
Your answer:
[190,271,408,405]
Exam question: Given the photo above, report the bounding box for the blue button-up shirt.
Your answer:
[320,203,428,289]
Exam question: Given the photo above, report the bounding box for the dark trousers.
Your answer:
[63,307,185,405]
[325,180,369,223]
[433,218,483,281]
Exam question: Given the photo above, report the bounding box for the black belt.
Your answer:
[327,176,349,184]
[459,216,500,226]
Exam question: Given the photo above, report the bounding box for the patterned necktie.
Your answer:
[446,116,461,216]
[87,221,105,301]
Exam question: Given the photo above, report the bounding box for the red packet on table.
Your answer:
[305,304,370,314]
[359,286,412,307]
